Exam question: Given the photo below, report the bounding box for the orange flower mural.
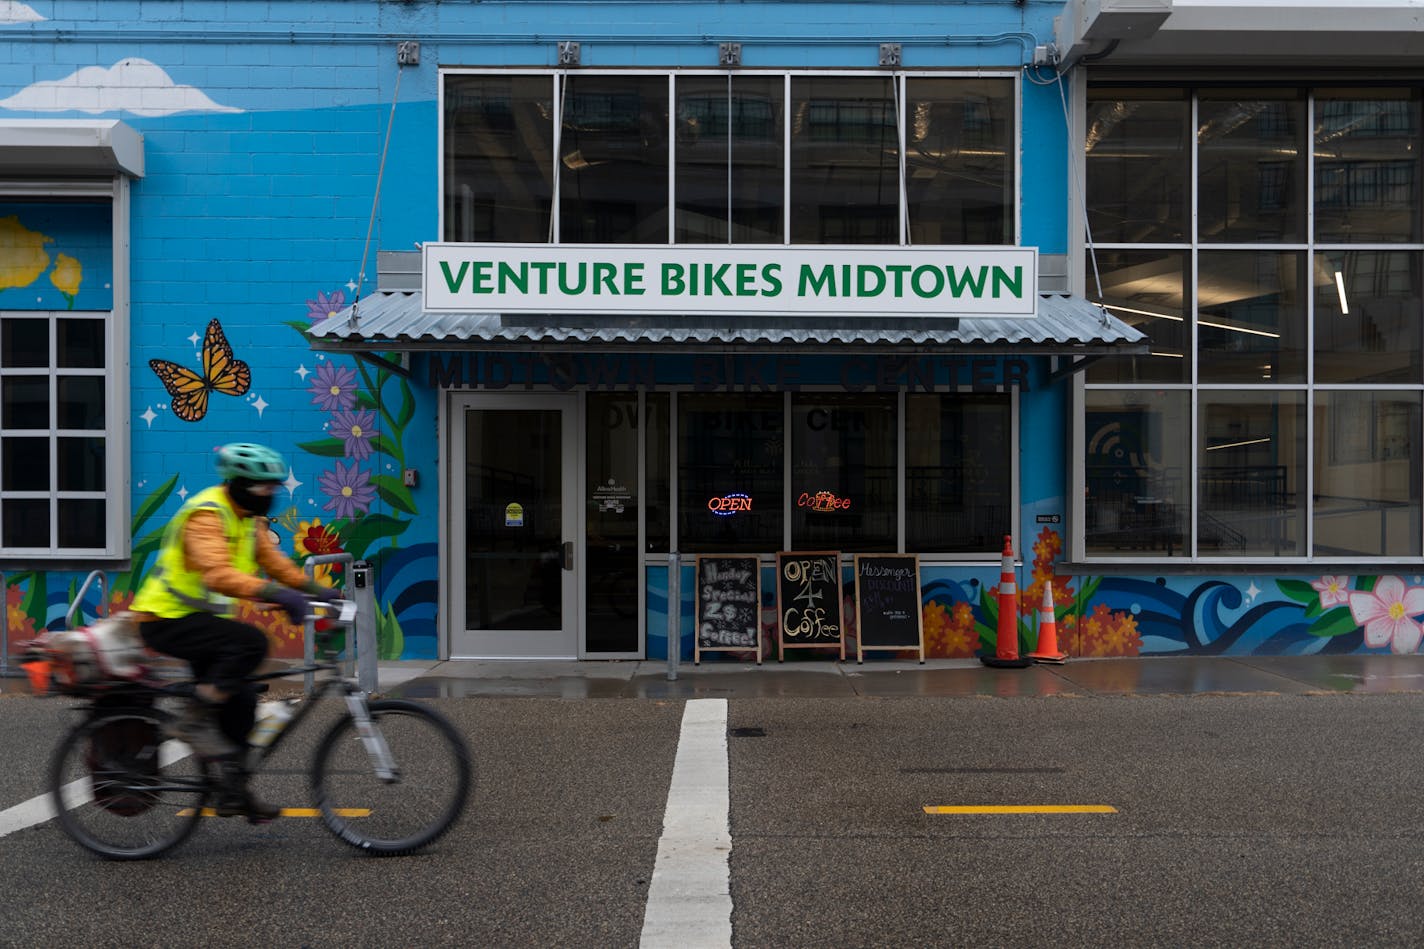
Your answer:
[924,599,978,658]
[1077,602,1142,657]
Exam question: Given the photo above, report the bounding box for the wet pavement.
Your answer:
[380,653,1424,700]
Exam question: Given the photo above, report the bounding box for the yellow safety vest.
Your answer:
[131,485,259,619]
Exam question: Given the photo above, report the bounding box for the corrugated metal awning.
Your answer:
[308,290,1147,356]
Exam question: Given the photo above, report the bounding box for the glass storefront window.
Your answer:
[1198,391,1306,557]
[1085,92,1189,243]
[790,76,899,244]
[675,75,784,243]
[678,393,784,552]
[790,394,896,551]
[442,71,1014,248]
[1315,90,1421,243]
[1197,93,1305,243]
[585,393,642,653]
[1087,250,1190,384]
[1314,250,1423,384]
[443,75,555,242]
[645,393,670,553]
[904,77,1014,245]
[1197,250,1306,384]
[905,394,1010,553]
[1313,391,1421,557]
[1085,390,1189,558]
[560,75,670,243]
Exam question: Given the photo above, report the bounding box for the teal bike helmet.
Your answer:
[216,442,289,482]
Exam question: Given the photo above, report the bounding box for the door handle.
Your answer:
[562,541,574,571]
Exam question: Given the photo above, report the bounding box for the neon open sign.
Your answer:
[708,493,752,516]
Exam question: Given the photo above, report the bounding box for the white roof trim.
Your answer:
[0,119,144,178]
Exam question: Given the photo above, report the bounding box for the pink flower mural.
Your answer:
[1348,576,1424,654]
[1310,575,1351,610]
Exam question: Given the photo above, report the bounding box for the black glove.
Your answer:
[305,583,344,604]
[263,584,309,626]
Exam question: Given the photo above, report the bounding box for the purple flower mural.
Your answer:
[319,459,376,519]
[306,289,346,324]
[330,408,376,460]
[310,363,357,412]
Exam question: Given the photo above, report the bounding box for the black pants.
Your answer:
[141,613,268,746]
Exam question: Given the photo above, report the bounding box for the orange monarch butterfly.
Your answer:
[148,318,252,423]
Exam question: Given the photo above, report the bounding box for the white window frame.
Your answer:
[0,177,131,562]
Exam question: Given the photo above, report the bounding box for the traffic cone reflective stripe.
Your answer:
[1029,584,1068,664]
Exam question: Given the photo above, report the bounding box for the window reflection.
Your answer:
[1198,94,1304,242]
[1197,250,1306,384]
[1314,392,1421,557]
[1087,250,1190,383]
[675,76,784,243]
[790,394,896,551]
[678,394,783,553]
[1198,392,1306,557]
[790,76,899,244]
[1085,391,1188,557]
[560,75,669,243]
[1314,250,1422,384]
[904,78,1013,244]
[1085,93,1189,243]
[443,75,554,242]
[1315,90,1421,243]
[905,394,1010,553]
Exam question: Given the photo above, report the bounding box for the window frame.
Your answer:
[1073,82,1424,565]
[0,178,130,563]
[437,67,1021,248]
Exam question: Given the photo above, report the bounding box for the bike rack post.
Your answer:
[64,570,109,629]
[666,551,680,681]
[303,553,354,695]
[350,560,377,693]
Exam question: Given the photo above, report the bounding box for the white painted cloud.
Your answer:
[0,57,243,116]
[0,2,44,24]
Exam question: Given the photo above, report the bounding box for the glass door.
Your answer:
[451,393,577,658]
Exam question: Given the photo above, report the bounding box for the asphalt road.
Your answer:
[1,689,1421,947]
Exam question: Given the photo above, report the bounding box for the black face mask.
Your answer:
[229,478,276,517]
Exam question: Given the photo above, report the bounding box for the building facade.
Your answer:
[2,0,1422,664]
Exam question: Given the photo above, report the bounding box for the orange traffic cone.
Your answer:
[1029,584,1068,664]
[980,535,1031,669]
[21,658,49,696]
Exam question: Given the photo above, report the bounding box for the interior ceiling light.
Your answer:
[1334,270,1349,314]
[1206,437,1272,452]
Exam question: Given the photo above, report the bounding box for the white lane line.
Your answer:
[639,698,732,949]
[0,741,191,840]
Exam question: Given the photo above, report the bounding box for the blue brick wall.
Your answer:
[1,0,1072,660]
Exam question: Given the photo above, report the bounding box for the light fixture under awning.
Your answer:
[307,290,1148,356]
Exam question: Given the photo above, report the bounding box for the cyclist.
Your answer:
[131,442,342,822]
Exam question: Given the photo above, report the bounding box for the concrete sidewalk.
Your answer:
[377,653,1424,700]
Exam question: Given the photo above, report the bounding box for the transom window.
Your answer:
[441,71,1016,246]
[1081,84,1424,561]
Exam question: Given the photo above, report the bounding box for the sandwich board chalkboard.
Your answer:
[775,550,845,661]
[853,554,924,663]
[694,555,762,664]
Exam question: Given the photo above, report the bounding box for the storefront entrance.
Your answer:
[450,393,579,658]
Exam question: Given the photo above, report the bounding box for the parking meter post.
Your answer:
[666,552,680,681]
[351,560,378,693]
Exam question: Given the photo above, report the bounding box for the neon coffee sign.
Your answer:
[797,491,851,512]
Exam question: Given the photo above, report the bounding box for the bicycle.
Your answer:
[40,602,472,861]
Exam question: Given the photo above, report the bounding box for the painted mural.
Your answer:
[0,202,112,310]
[643,530,1424,661]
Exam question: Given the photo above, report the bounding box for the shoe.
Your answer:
[211,755,281,824]
[213,791,281,824]
[164,701,238,759]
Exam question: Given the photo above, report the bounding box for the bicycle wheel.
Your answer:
[49,706,208,860]
[311,699,471,856]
